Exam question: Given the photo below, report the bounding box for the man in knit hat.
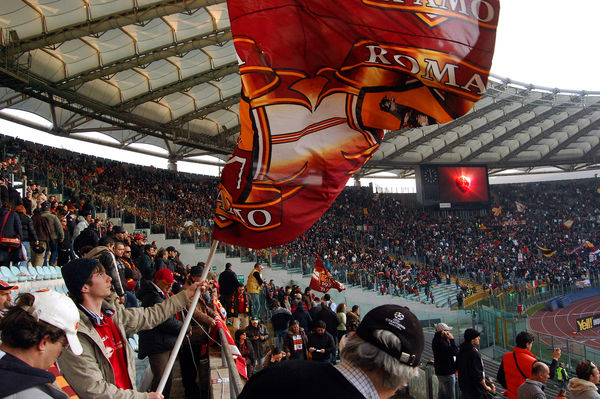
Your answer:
[239,304,425,399]
[457,328,495,399]
[57,258,201,399]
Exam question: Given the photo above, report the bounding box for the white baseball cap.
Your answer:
[22,290,82,355]
[436,322,453,332]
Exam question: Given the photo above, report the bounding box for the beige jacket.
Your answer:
[568,378,600,399]
[57,290,189,399]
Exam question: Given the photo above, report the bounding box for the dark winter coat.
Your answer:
[218,268,240,299]
[314,304,339,338]
[271,306,293,331]
[292,305,313,331]
[0,351,67,399]
[307,330,336,362]
[137,280,186,358]
[432,331,459,376]
[0,207,22,265]
[17,212,38,243]
[32,212,52,243]
[457,341,486,398]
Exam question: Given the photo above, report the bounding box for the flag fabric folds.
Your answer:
[310,256,346,293]
[213,0,500,248]
[562,218,574,229]
[515,201,526,213]
[536,244,556,258]
[210,316,248,380]
[583,241,600,255]
[491,206,502,216]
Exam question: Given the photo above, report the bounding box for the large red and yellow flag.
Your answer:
[213,0,500,248]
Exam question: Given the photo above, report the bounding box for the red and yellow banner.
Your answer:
[309,256,346,293]
[213,0,500,248]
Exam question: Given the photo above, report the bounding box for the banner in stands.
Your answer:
[310,256,346,293]
[576,313,600,332]
[213,0,500,248]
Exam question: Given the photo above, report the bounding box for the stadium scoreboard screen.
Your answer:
[416,165,490,210]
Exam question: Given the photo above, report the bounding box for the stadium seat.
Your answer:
[11,265,32,282]
[5,265,27,282]
[19,265,34,281]
[0,266,19,283]
[28,265,41,280]
[35,266,51,280]
[51,266,61,278]
[128,334,139,353]
[43,266,58,279]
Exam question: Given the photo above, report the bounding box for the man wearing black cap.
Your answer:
[110,225,127,243]
[56,258,201,399]
[239,304,425,399]
[457,328,495,399]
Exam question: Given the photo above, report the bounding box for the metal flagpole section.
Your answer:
[156,240,219,394]
[218,327,244,398]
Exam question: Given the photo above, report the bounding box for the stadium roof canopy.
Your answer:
[1,0,599,178]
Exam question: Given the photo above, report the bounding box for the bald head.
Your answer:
[531,362,550,384]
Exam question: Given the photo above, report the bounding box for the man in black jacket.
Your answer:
[432,322,459,399]
[218,262,239,317]
[137,268,185,399]
[457,328,495,399]
[307,320,336,362]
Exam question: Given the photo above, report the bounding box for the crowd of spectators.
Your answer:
[1,135,599,298]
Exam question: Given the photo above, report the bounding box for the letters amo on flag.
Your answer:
[310,256,346,293]
[213,0,500,248]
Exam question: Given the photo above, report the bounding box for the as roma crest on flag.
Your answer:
[310,256,346,293]
[213,0,500,248]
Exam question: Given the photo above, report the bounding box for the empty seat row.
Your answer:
[0,265,62,283]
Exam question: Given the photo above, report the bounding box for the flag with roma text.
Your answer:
[213,0,500,248]
[310,256,346,293]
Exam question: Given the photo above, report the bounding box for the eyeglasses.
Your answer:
[124,251,131,253]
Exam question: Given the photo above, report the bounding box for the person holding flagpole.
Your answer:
[56,258,201,399]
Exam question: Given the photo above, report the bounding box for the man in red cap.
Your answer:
[130,233,147,261]
[0,280,18,315]
[137,268,183,399]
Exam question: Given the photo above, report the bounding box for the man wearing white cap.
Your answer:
[432,322,459,399]
[0,290,81,398]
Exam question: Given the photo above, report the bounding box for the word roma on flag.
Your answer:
[213,0,500,248]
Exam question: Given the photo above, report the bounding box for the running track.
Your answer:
[529,295,600,350]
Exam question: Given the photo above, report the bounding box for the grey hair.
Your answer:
[340,331,420,390]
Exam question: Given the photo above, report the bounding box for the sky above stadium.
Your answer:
[491,0,599,92]
[0,0,599,190]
